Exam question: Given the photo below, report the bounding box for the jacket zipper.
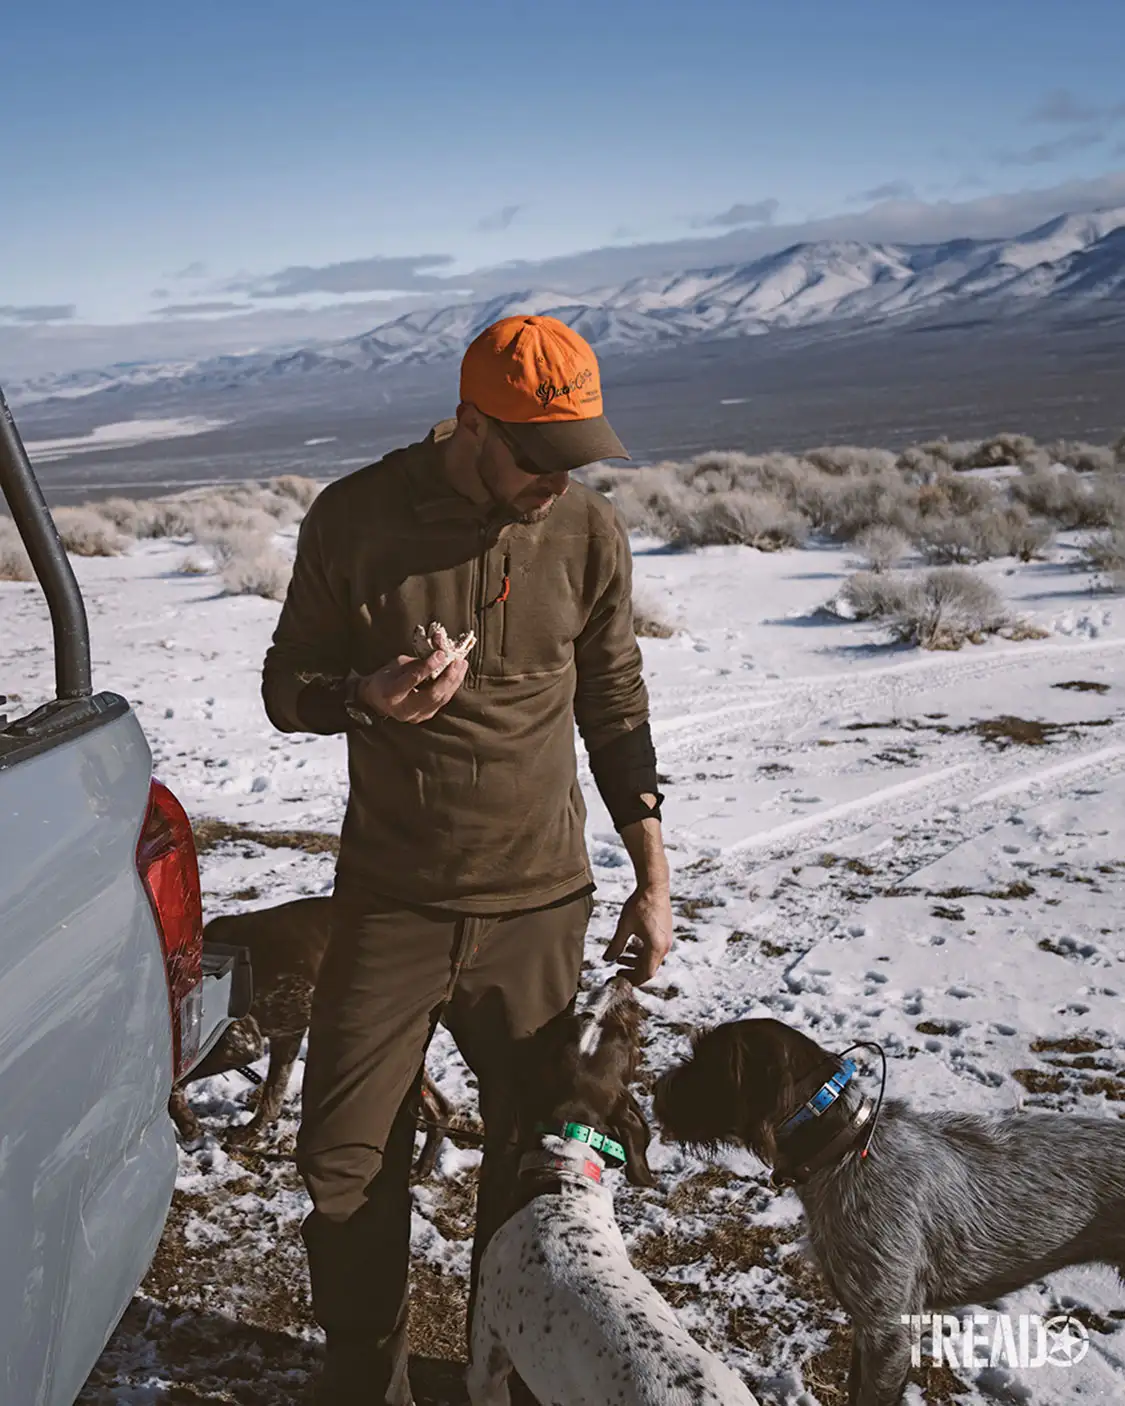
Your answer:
[470,526,489,687]
[498,552,510,661]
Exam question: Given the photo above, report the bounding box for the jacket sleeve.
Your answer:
[573,506,651,757]
[261,498,353,734]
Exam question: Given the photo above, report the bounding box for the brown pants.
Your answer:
[295,886,592,1405]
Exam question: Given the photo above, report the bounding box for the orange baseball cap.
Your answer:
[459,314,630,474]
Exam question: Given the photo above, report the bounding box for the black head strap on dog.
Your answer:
[770,1041,887,1190]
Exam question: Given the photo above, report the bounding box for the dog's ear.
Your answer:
[724,1023,801,1167]
[614,1091,657,1188]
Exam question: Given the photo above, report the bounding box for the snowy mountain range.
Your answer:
[12,206,1125,407]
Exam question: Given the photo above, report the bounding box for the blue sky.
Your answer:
[2,0,1124,371]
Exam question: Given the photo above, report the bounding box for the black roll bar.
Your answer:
[0,384,92,700]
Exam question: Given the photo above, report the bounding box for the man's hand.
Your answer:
[603,880,674,985]
[357,651,468,724]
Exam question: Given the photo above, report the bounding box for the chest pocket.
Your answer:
[494,536,589,680]
[348,531,480,675]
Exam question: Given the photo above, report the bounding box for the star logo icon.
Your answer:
[1044,1314,1090,1367]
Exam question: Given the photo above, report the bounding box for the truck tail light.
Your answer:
[136,778,204,1081]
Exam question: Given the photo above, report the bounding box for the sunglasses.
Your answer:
[488,417,554,477]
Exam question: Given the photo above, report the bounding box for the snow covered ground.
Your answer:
[5,522,1125,1405]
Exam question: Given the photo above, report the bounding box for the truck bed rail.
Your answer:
[0,384,92,700]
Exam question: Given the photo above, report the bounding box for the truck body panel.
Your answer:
[0,708,176,1405]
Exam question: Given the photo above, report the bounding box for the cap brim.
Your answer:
[499,415,631,474]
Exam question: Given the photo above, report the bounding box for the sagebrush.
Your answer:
[831,567,1032,651]
[607,431,1122,560]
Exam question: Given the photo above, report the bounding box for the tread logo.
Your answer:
[902,1312,1090,1370]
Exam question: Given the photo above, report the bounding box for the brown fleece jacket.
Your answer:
[262,421,651,913]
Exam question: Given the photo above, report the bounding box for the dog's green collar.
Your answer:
[537,1121,627,1167]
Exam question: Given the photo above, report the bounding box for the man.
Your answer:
[262,314,673,1406]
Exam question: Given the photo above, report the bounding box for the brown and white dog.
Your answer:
[468,978,760,1405]
[168,896,452,1176]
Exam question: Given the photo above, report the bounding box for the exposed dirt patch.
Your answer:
[818,853,877,876]
[968,715,1109,749]
[426,1172,479,1244]
[841,712,1117,750]
[1014,1045,1125,1105]
[192,818,340,856]
[927,880,1036,901]
[632,1220,791,1276]
[675,895,721,920]
[1053,679,1111,694]
[916,1020,966,1037]
[665,1167,741,1217]
[759,938,792,958]
[1013,1067,1069,1095]
[1032,1036,1104,1054]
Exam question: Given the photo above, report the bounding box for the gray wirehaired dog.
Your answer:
[653,1017,1125,1406]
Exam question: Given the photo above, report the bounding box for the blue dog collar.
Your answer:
[777,1060,856,1139]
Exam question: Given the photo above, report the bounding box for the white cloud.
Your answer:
[849,180,916,204]
[476,204,523,233]
[694,199,779,229]
[0,303,76,324]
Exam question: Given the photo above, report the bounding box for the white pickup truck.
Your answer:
[0,385,250,1405]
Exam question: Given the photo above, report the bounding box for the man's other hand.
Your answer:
[603,883,674,985]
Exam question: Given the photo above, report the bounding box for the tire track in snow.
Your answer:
[650,637,1125,764]
[715,723,1125,878]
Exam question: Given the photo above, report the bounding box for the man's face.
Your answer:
[478,419,571,523]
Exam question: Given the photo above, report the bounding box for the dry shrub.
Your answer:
[189,499,278,538]
[220,541,293,601]
[0,518,33,581]
[915,516,990,565]
[836,571,906,621]
[269,474,321,510]
[913,504,1050,564]
[611,467,691,539]
[1011,468,1125,530]
[613,435,1121,553]
[994,506,1055,562]
[850,525,911,573]
[960,433,1040,469]
[675,491,809,551]
[1048,440,1117,474]
[95,496,167,537]
[52,506,125,557]
[914,439,982,472]
[198,527,268,568]
[891,569,1010,649]
[632,592,676,638]
[680,450,763,491]
[821,474,918,540]
[803,445,897,476]
[837,568,1014,650]
[1080,529,1125,579]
